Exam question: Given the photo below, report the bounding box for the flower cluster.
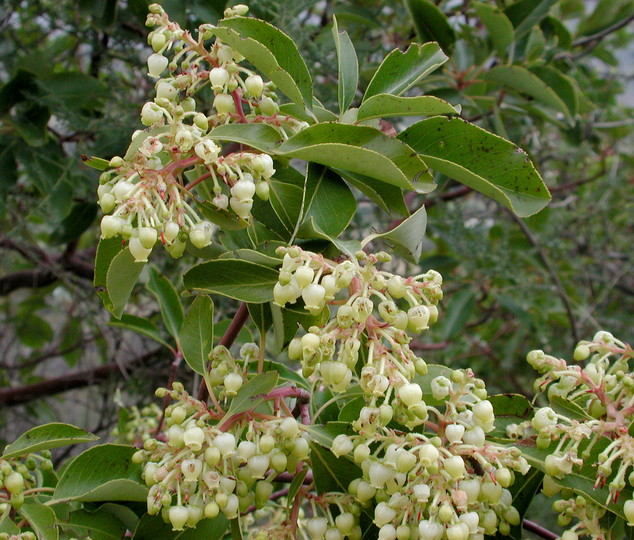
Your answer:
[517,332,634,536]
[111,402,162,445]
[277,247,441,429]
[134,382,313,531]
[97,4,307,261]
[272,246,528,539]
[0,451,53,513]
[334,369,529,540]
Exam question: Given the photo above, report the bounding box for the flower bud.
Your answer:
[184,426,205,451]
[139,227,158,249]
[151,32,167,52]
[332,434,354,458]
[245,75,264,97]
[398,383,423,407]
[306,517,328,539]
[224,372,243,395]
[443,424,464,445]
[251,154,275,177]
[147,53,168,77]
[213,432,236,456]
[100,216,124,239]
[259,96,278,116]
[129,237,152,262]
[4,472,24,495]
[255,181,270,200]
[624,499,634,525]
[229,197,253,218]
[113,180,134,201]
[168,505,189,531]
[374,502,396,527]
[407,305,430,332]
[181,458,203,481]
[214,93,235,114]
[444,455,465,479]
[302,283,326,312]
[209,67,230,89]
[231,179,256,201]
[156,81,177,100]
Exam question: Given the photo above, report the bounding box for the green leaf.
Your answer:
[310,440,362,495]
[197,200,250,231]
[52,444,146,503]
[43,72,109,109]
[2,423,98,460]
[398,117,551,217]
[363,42,448,101]
[105,247,145,319]
[108,314,173,350]
[529,65,580,117]
[404,0,456,52]
[247,302,272,336]
[279,123,432,190]
[332,16,359,114]
[266,180,304,235]
[16,314,54,349]
[50,202,98,245]
[504,0,558,38]
[179,295,214,376]
[260,359,310,390]
[219,372,279,428]
[288,467,309,504]
[522,439,633,521]
[362,205,427,263]
[300,164,356,237]
[207,123,283,154]
[183,259,279,303]
[214,17,313,107]
[500,468,544,539]
[576,0,634,36]
[441,288,477,340]
[297,217,361,257]
[357,94,459,122]
[485,65,572,121]
[147,267,184,341]
[338,170,408,217]
[132,514,228,539]
[81,155,110,170]
[473,2,515,57]
[219,249,282,267]
[18,501,58,540]
[0,512,20,534]
[58,506,129,540]
[94,237,124,313]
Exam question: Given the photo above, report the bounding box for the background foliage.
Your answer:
[0,0,633,536]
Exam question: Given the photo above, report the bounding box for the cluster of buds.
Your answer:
[550,495,611,540]
[111,403,162,445]
[329,368,528,540]
[278,247,441,430]
[97,4,308,261]
[134,382,312,531]
[522,332,634,517]
[0,451,53,512]
[206,343,259,396]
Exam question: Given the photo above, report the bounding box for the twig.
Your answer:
[523,519,558,540]
[507,211,580,344]
[0,348,163,406]
[197,303,250,400]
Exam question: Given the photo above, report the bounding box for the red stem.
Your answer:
[197,303,250,400]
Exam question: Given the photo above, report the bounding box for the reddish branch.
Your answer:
[197,302,250,400]
[0,348,163,407]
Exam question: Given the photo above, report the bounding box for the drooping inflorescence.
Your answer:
[97,4,307,262]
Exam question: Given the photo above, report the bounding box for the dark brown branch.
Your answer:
[0,251,94,296]
[0,348,162,407]
[571,14,634,48]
